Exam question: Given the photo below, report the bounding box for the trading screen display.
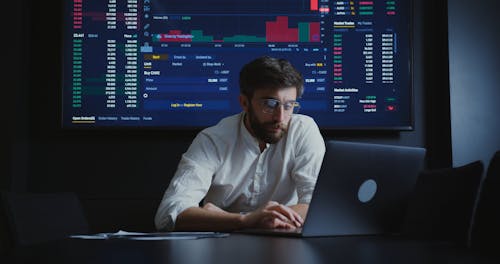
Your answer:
[63,0,413,129]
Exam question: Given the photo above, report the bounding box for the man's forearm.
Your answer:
[175,201,305,231]
[174,206,245,232]
[289,203,309,220]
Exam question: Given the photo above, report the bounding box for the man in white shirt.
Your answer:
[154,56,326,232]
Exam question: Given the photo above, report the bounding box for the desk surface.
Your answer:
[10,234,498,264]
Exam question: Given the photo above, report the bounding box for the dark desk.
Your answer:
[10,234,498,264]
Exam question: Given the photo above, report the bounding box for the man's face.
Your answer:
[241,87,297,144]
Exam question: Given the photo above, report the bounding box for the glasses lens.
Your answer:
[260,99,299,115]
[265,99,279,109]
[283,102,295,111]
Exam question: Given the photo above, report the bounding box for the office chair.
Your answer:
[470,150,500,252]
[1,191,90,246]
[401,160,484,246]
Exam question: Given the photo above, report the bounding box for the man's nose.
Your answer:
[272,105,286,122]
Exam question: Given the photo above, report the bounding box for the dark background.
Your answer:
[2,0,499,233]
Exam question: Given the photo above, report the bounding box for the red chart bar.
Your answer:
[265,16,298,42]
[309,22,320,42]
[310,0,318,11]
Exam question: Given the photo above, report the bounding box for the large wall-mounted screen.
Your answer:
[63,0,413,130]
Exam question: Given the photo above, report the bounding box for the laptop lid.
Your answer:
[301,140,426,237]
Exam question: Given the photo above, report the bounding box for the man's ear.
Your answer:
[239,94,249,113]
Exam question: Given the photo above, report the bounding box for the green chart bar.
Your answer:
[298,22,310,42]
[191,30,213,42]
[223,35,266,42]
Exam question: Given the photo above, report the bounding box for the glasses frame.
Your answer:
[256,98,301,115]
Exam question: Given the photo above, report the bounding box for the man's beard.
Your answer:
[246,104,289,144]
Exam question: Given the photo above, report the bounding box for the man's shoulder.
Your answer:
[200,113,242,138]
[287,114,325,155]
[287,114,323,147]
[290,114,319,130]
[291,113,316,123]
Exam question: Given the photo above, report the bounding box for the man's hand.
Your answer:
[242,201,304,229]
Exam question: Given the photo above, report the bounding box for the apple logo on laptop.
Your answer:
[357,179,377,203]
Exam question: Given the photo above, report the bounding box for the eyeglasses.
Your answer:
[257,98,300,115]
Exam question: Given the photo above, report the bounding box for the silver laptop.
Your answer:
[236,140,426,237]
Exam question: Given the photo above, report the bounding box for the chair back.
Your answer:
[1,191,89,246]
[402,160,484,246]
[470,151,500,251]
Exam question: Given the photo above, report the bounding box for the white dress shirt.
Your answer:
[154,112,326,231]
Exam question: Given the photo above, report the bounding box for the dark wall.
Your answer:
[3,1,32,190]
[5,0,453,232]
[448,0,500,169]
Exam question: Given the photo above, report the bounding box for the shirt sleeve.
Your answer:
[154,132,221,231]
[291,117,326,204]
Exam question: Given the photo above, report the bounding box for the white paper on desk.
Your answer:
[124,235,198,240]
[69,234,109,240]
[70,230,229,240]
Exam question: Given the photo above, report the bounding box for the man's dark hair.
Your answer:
[239,56,304,99]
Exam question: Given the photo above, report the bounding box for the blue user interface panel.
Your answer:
[63,0,412,129]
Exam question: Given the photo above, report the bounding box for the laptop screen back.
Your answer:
[302,140,426,237]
